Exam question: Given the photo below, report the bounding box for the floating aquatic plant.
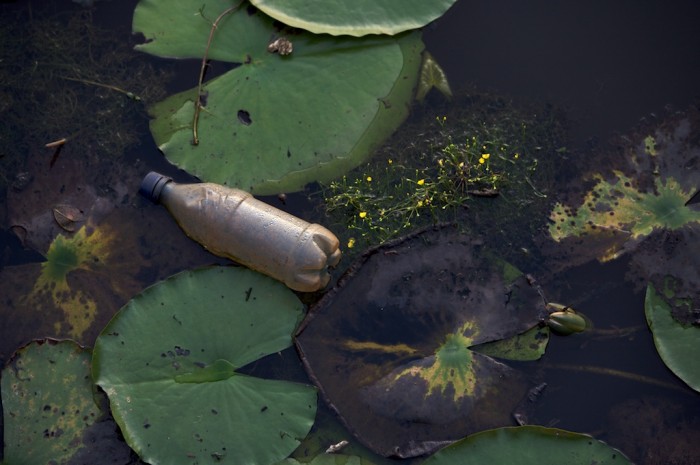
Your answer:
[421,426,631,465]
[134,0,423,194]
[1,339,102,464]
[296,227,557,458]
[93,266,317,465]
[547,113,700,263]
[249,0,459,37]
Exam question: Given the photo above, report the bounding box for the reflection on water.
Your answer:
[1,0,699,463]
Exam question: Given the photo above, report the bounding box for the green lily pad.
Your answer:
[92,266,317,465]
[249,0,459,36]
[645,283,700,393]
[2,339,102,464]
[134,0,423,194]
[281,454,376,465]
[422,426,631,465]
[296,228,551,458]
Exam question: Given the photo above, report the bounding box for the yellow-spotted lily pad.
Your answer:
[547,111,700,263]
[1,339,102,464]
[296,227,555,458]
[0,217,142,363]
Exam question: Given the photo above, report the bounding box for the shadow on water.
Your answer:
[1,0,699,464]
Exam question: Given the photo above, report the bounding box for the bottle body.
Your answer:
[141,173,341,292]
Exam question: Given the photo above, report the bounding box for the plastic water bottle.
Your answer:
[139,172,342,292]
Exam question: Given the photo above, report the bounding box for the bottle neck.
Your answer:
[139,171,174,204]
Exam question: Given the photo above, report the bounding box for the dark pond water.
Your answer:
[1,1,699,464]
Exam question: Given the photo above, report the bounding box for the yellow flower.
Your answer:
[388,159,393,164]
[366,176,372,182]
[347,238,356,248]
[359,211,367,219]
[482,153,490,160]
[514,153,520,159]
[417,179,425,186]
[478,157,485,164]
[437,159,444,167]
[417,200,424,208]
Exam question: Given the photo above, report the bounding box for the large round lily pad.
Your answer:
[93,266,317,465]
[134,0,423,194]
[295,227,550,458]
[422,426,631,465]
[249,0,459,36]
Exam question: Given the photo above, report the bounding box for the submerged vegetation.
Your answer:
[320,91,568,258]
[0,6,170,191]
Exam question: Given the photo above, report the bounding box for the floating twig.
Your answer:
[543,363,692,394]
[193,1,245,145]
[45,138,67,148]
[60,76,142,101]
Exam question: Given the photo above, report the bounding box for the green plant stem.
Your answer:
[60,76,141,101]
[543,363,691,394]
[585,325,645,340]
[193,1,244,145]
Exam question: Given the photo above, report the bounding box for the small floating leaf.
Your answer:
[472,325,550,361]
[53,204,84,232]
[416,52,453,102]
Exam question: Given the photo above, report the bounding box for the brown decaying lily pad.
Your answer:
[0,147,224,363]
[296,226,549,458]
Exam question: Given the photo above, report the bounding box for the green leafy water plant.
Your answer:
[422,426,631,465]
[249,0,459,36]
[1,339,102,464]
[92,266,317,465]
[296,227,558,458]
[645,283,700,393]
[321,96,560,254]
[134,0,423,194]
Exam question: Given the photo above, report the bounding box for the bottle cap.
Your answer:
[139,171,173,203]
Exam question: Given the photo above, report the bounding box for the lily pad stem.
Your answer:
[193,1,244,145]
[543,363,692,394]
[60,76,141,101]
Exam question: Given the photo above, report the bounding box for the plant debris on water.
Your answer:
[319,91,569,259]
